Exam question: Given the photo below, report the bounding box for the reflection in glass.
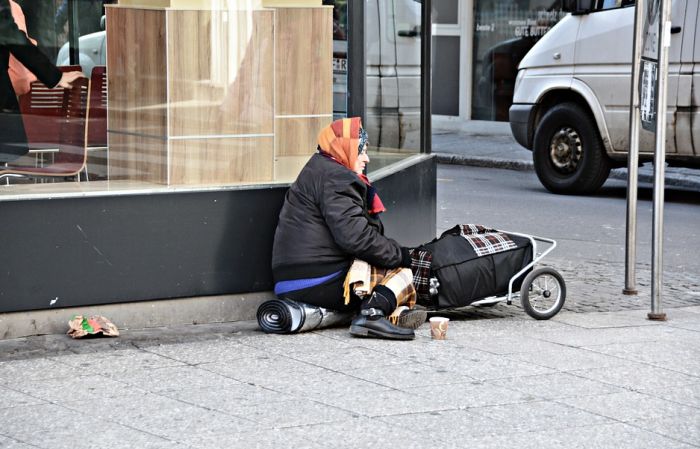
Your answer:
[2,3,336,198]
[365,0,423,173]
[471,0,565,121]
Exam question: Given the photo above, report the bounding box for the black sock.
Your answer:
[362,285,397,316]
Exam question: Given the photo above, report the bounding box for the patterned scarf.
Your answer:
[317,118,385,215]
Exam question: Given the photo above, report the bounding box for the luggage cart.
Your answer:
[429,231,566,320]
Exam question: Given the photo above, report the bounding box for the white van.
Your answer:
[509,0,700,194]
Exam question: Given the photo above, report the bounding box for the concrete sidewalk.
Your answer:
[1,305,699,449]
[432,121,700,191]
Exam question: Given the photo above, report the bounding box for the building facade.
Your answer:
[0,0,435,335]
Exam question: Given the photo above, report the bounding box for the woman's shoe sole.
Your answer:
[349,325,415,340]
[394,309,428,330]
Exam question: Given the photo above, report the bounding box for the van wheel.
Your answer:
[533,103,611,194]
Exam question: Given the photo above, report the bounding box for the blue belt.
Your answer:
[274,270,343,296]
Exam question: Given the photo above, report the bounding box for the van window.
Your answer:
[596,0,635,10]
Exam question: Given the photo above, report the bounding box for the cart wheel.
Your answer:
[520,267,566,320]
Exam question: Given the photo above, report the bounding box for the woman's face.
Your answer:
[354,144,370,174]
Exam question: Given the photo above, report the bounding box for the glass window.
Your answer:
[1,2,338,198]
[595,0,635,10]
[434,0,459,25]
[365,0,423,172]
[432,36,460,116]
[323,0,349,119]
[2,1,428,199]
[471,0,566,121]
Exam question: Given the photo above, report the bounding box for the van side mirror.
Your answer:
[563,0,594,15]
[100,15,106,31]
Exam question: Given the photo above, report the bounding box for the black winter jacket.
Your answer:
[272,153,409,282]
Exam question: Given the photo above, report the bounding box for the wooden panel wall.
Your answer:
[106,9,167,137]
[107,5,331,185]
[167,10,274,137]
[274,7,333,175]
[170,137,274,185]
[108,134,168,183]
[107,7,168,183]
[274,8,332,115]
[275,116,329,157]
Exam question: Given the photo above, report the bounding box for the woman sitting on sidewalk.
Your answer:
[271,117,426,340]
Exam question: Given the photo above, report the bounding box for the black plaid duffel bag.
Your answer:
[420,225,533,309]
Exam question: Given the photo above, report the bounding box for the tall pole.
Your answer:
[649,0,673,321]
[624,0,645,296]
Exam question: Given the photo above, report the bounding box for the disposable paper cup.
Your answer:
[429,317,449,340]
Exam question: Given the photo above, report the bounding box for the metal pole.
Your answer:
[421,0,432,154]
[649,1,672,321]
[347,0,365,121]
[68,0,80,66]
[624,0,645,296]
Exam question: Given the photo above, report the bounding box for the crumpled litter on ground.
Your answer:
[67,315,120,339]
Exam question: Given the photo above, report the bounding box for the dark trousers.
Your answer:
[280,271,358,313]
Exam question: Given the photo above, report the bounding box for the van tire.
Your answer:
[532,103,611,194]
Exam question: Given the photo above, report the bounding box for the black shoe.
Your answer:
[349,309,415,340]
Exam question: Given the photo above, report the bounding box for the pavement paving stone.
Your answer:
[374,408,521,444]
[228,330,354,355]
[629,414,700,446]
[341,360,474,389]
[506,422,697,449]
[142,339,269,365]
[0,385,49,409]
[557,390,700,423]
[532,325,691,348]
[60,392,260,441]
[222,397,358,428]
[257,369,396,400]
[0,403,103,436]
[54,347,186,373]
[6,373,144,404]
[0,435,39,449]
[284,417,442,449]
[198,352,327,385]
[312,387,450,418]
[8,418,174,449]
[551,309,669,329]
[404,381,538,409]
[503,346,630,372]
[467,400,615,433]
[105,364,245,394]
[581,341,700,377]
[159,383,293,412]
[442,332,575,355]
[570,362,700,393]
[440,351,556,381]
[489,372,626,400]
[189,428,326,449]
[0,357,83,384]
[282,345,407,371]
[646,383,700,409]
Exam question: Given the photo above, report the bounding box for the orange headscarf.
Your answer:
[317,117,363,172]
[317,117,386,215]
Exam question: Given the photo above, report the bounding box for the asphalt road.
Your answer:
[436,164,700,276]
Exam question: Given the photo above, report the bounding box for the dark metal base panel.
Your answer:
[0,156,436,313]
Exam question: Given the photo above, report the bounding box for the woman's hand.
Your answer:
[56,70,84,89]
